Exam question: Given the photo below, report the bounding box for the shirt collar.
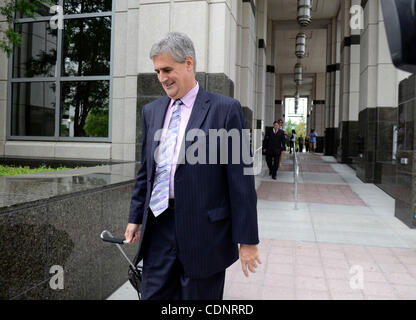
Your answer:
[171,81,199,108]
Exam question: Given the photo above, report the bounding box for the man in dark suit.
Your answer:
[124,32,260,300]
[263,119,286,180]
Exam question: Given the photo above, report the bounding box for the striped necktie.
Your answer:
[149,99,182,217]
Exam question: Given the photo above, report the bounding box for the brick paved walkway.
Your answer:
[223,152,416,300]
[257,181,365,205]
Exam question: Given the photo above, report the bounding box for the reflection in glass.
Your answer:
[15,0,58,18]
[13,22,57,78]
[62,17,111,76]
[64,0,112,14]
[11,82,56,136]
[61,81,109,137]
[398,103,414,151]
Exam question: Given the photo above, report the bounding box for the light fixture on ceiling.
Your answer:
[295,32,307,58]
[297,0,312,27]
[294,63,303,86]
[295,89,300,114]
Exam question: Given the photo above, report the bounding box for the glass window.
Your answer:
[64,0,112,14]
[15,0,59,19]
[10,1,113,140]
[13,22,57,78]
[62,17,111,77]
[60,81,109,137]
[11,82,56,136]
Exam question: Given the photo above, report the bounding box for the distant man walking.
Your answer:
[263,120,286,180]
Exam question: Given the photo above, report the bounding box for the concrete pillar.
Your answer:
[336,0,360,163]
[135,0,241,161]
[356,0,405,184]
[324,17,339,156]
[264,18,275,127]
[112,1,140,161]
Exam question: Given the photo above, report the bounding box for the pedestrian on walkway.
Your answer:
[298,135,304,153]
[305,135,310,152]
[289,129,296,154]
[310,129,318,152]
[124,32,260,300]
[263,119,286,180]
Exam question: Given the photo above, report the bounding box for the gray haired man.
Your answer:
[125,32,260,300]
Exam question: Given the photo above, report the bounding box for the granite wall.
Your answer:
[395,75,416,228]
[0,163,140,299]
[136,73,235,161]
[324,128,338,156]
[356,108,397,185]
[337,121,359,164]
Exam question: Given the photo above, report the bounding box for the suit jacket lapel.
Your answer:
[177,86,211,169]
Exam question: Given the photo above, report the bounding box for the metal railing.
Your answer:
[293,146,299,210]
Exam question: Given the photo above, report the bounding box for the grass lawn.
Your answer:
[0,165,78,177]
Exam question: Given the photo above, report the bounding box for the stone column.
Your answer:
[324,18,339,156]
[0,5,8,156]
[112,1,140,162]
[254,0,267,166]
[134,0,239,161]
[313,73,326,152]
[356,0,402,184]
[337,0,360,164]
[264,19,275,127]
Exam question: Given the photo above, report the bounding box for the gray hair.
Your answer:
[149,32,196,71]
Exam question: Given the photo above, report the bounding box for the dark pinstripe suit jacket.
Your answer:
[128,86,259,279]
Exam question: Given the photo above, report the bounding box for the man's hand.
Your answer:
[239,244,262,277]
[124,223,141,244]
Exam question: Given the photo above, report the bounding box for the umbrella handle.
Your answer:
[100,230,127,244]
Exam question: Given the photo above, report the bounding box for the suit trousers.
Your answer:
[266,152,281,178]
[141,205,226,300]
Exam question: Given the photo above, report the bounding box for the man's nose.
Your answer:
[158,72,168,83]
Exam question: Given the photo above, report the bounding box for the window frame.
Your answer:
[7,0,115,142]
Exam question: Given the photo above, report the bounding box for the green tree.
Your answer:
[0,0,52,55]
[295,118,306,139]
[83,109,108,137]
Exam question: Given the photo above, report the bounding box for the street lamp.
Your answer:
[295,32,307,58]
[294,63,303,85]
[297,0,312,27]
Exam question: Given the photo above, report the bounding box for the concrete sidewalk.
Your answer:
[108,153,416,300]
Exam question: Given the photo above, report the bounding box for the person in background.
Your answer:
[298,135,304,153]
[305,135,310,152]
[310,129,318,152]
[263,119,286,180]
[289,129,296,154]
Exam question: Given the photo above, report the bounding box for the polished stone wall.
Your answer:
[324,128,338,156]
[395,75,416,228]
[337,121,359,164]
[356,108,397,184]
[136,72,235,161]
[0,163,140,299]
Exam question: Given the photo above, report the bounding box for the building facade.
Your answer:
[0,0,414,200]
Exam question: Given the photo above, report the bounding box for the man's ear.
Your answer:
[185,56,194,71]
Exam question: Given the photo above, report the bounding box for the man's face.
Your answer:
[274,123,279,130]
[153,52,195,100]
